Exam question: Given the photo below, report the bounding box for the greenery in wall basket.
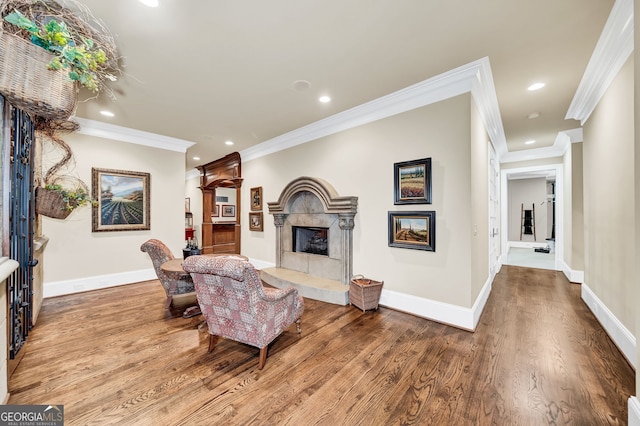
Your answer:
[0,0,120,97]
[4,9,109,92]
[35,183,95,219]
[34,117,95,219]
[44,183,93,210]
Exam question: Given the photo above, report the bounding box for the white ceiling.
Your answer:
[72,0,615,170]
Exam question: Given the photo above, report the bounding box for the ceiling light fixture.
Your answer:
[292,80,311,91]
[100,110,114,117]
[193,156,200,161]
[139,0,159,7]
[525,140,536,145]
[225,140,234,146]
[319,95,331,103]
[527,82,545,91]
[527,112,540,119]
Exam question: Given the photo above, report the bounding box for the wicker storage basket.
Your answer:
[0,32,77,120]
[35,187,72,219]
[349,275,384,312]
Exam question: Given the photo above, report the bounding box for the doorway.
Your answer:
[500,164,563,271]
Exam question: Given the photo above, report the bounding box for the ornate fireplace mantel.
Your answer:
[267,176,358,289]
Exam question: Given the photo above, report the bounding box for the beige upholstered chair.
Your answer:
[182,255,304,370]
[140,239,195,309]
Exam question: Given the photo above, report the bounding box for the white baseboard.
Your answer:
[581,282,636,369]
[249,258,275,271]
[508,240,548,249]
[379,276,492,332]
[561,260,584,284]
[44,269,157,298]
[630,397,640,426]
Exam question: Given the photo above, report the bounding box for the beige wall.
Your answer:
[507,178,548,242]
[241,94,488,308]
[41,132,186,285]
[583,56,635,336]
[470,100,489,301]
[566,143,584,271]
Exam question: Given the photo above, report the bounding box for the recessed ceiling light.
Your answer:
[527,83,545,91]
[319,95,331,103]
[525,140,536,145]
[139,0,158,6]
[100,110,114,117]
[225,140,234,146]
[193,156,200,161]
[527,112,540,119]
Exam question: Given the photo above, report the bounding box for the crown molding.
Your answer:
[470,57,508,157]
[241,57,507,162]
[566,0,633,125]
[74,117,196,153]
[500,129,580,163]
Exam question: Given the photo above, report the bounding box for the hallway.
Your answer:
[504,246,556,270]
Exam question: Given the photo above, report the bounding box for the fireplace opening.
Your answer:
[292,226,328,256]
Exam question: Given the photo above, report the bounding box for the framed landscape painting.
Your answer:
[92,168,150,232]
[394,157,432,204]
[388,211,435,251]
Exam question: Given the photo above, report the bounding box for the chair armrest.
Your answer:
[262,286,299,302]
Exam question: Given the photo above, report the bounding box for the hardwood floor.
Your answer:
[8,266,635,425]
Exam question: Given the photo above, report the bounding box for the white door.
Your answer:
[489,142,500,276]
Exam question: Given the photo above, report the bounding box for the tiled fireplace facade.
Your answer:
[267,176,358,286]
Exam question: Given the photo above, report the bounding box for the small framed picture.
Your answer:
[222,204,235,217]
[185,197,190,212]
[250,186,263,211]
[388,211,436,251]
[211,204,219,217]
[394,158,432,204]
[249,212,263,231]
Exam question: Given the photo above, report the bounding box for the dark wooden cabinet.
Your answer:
[210,222,237,254]
[197,153,243,255]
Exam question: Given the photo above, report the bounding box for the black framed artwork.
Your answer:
[394,157,432,204]
[388,211,436,251]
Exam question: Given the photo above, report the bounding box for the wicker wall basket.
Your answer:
[35,187,72,220]
[0,32,77,120]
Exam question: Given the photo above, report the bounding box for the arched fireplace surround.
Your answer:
[261,177,358,304]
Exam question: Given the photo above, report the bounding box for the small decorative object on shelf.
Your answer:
[183,237,201,259]
[349,275,384,312]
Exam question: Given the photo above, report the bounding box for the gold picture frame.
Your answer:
[250,186,263,211]
[92,168,150,232]
[249,212,263,231]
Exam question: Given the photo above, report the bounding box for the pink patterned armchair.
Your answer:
[182,255,304,370]
[140,239,195,309]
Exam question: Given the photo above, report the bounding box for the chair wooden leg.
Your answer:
[295,319,302,334]
[165,295,173,309]
[258,346,268,370]
[208,335,220,353]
